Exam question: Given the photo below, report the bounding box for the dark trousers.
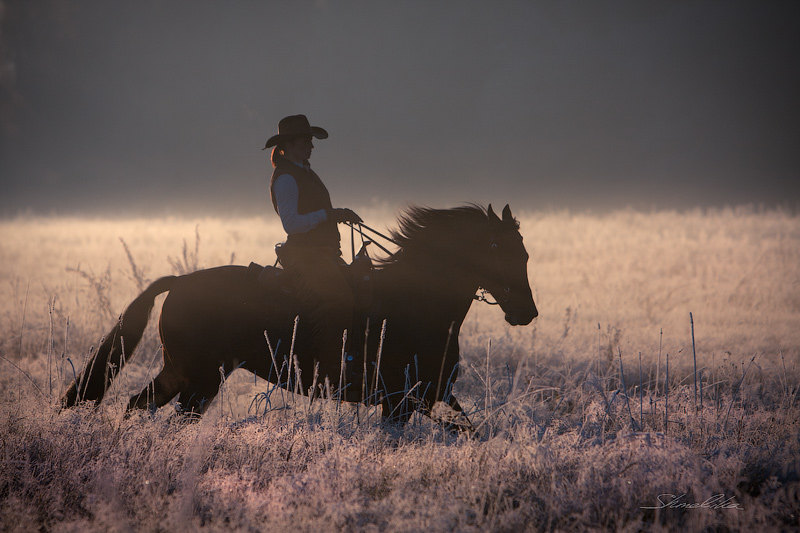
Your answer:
[278,244,355,378]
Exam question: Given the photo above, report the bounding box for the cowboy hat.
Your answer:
[263,114,328,149]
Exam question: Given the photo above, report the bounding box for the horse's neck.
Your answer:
[376,257,477,328]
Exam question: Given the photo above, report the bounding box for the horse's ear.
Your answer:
[502,204,513,223]
[487,204,501,225]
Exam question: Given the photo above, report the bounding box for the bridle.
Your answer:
[481,235,511,306]
[474,288,500,306]
[345,221,507,307]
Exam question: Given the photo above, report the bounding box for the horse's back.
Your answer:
[159,265,293,363]
[172,265,249,297]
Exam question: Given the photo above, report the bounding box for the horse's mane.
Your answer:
[377,204,517,266]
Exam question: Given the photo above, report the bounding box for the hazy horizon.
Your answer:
[2,198,798,221]
[1,1,798,217]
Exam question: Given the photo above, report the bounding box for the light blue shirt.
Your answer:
[272,161,329,235]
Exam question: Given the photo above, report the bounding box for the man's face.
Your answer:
[285,135,314,162]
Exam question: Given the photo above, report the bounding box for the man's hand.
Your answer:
[328,208,363,224]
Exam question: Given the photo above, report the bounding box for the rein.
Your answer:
[345,221,500,307]
[345,222,398,257]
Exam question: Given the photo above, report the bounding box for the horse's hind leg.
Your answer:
[127,367,183,413]
[176,373,222,417]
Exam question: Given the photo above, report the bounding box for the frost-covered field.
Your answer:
[1,207,799,531]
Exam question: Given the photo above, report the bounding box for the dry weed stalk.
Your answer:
[338,329,347,412]
[690,311,698,411]
[656,327,662,395]
[664,353,670,432]
[167,224,201,275]
[119,237,149,291]
[370,319,387,409]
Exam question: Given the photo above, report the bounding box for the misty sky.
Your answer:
[1,1,798,216]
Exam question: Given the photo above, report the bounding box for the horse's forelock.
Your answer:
[506,215,521,232]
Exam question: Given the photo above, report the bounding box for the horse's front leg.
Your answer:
[439,395,476,435]
[409,393,476,436]
[377,386,475,436]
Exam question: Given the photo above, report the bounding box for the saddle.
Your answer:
[246,242,374,310]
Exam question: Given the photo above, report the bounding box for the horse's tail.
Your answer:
[61,275,177,408]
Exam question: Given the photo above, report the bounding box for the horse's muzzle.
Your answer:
[505,304,538,326]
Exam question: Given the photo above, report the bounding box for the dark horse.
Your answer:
[62,204,537,428]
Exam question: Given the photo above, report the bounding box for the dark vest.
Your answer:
[269,155,340,249]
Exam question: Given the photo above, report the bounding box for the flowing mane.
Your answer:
[379,204,518,265]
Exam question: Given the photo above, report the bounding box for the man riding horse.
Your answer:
[61,114,537,429]
[264,114,362,365]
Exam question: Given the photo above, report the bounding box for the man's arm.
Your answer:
[272,174,328,234]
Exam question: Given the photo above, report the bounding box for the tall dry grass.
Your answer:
[0,207,798,531]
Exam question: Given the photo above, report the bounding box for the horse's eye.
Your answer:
[490,242,498,249]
